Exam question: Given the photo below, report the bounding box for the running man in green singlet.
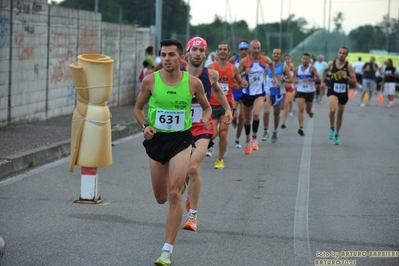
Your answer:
[134,39,211,266]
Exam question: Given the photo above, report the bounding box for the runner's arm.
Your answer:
[283,64,293,84]
[238,57,249,76]
[310,66,321,83]
[321,61,333,88]
[190,76,212,130]
[228,55,236,64]
[232,65,248,89]
[347,64,357,86]
[265,56,278,85]
[133,73,156,139]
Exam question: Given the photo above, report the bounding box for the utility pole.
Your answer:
[94,0,98,12]
[328,0,331,33]
[327,0,332,60]
[279,0,283,48]
[223,0,227,41]
[386,0,391,52]
[397,1,399,53]
[155,0,162,52]
[323,0,327,56]
[255,0,259,39]
[186,0,190,44]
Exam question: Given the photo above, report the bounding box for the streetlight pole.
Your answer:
[94,0,98,12]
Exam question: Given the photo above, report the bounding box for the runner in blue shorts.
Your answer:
[262,48,293,143]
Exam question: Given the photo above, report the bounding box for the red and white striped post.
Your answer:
[73,167,103,204]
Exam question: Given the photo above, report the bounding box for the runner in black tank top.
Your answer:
[321,47,356,145]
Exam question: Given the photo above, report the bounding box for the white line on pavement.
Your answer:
[294,117,313,265]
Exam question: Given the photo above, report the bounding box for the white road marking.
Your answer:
[294,117,313,265]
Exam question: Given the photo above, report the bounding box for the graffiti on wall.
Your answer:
[15,35,34,60]
[0,15,10,48]
[15,0,43,16]
[50,32,74,85]
[23,21,35,34]
[79,28,99,54]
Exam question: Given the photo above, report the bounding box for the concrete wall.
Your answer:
[0,0,155,128]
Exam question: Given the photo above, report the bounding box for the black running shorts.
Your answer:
[241,93,266,107]
[327,89,349,105]
[143,130,193,165]
[296,92,314,103]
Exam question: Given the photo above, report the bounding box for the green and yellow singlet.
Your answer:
[147,71,192,133]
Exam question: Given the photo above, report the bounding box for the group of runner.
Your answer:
[133,37,357,266]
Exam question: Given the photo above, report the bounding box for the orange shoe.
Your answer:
[252,138,259,151]
[244,140,252,155]
[185,197,190,213]
[183,213,197,231]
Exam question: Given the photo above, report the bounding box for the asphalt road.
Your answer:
[1,97,398,266]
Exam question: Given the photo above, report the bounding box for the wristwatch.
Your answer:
[141,123,149,132]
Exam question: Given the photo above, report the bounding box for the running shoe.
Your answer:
[205,147,213,157]
[214,159,224,169]
[252,138,259,150]
[261,132,269,141]
[271,133,278,143]
[281,123,286,129]
[289,112,294,117]
[298,128,305,136]
[244,140,252,155]
[154,250,172,266]
[183,213,197,231]
[309,112,314,118]
[234,140,242,148]
[334,135,341,145]
[328,129,334,140]
[185,196,190,212]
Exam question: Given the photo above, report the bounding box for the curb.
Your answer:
[0,122,141,181]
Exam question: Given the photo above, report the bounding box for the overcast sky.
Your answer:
[187,0,397,34]
[50,0,398,34]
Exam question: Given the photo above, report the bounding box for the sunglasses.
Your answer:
[240,48,248,51]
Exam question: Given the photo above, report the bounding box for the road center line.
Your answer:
[294,117,313,265]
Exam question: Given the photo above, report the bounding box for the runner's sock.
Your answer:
[162,243,173,253]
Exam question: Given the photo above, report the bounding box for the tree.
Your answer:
[349,25,384,52]
[333,12,344,33]
[59,0,188,40]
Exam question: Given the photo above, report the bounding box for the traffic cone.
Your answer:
[349,90,355,99]
[378,93,384,103]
